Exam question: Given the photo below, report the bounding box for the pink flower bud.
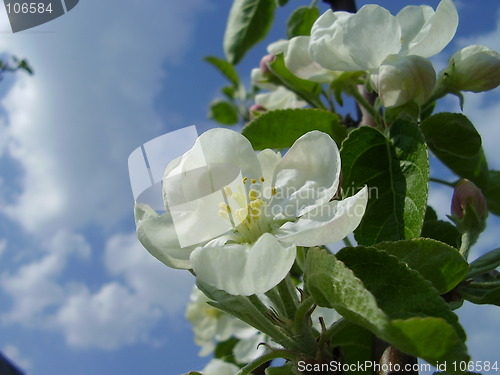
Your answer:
[259,54,276,76]
[249,104,266,120]
[451,179,488,220]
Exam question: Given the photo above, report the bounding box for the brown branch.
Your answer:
[322,0,357,12]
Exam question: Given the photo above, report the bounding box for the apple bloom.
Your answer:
[441,45,500,93]
[254,86,307,111]
[308,0,458,72]
[285,0,458,107]
[135,129,367,295]
[200,359,240,375]
[370,55,436,107]
[186,285,267,360]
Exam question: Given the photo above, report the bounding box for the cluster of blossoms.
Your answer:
[131,1,500,373]
[253,0,500,110]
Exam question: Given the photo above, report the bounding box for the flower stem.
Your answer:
[346,84,382,128]
[343,236,353,247]
[459,230,479,260]
[236,350,301,375]
[245,295,302,352]
[277,276,299,320]
[430,177,457,188]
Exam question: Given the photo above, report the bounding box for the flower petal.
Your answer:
[251,67,278,90]
[341,5,401,70]
[257,149,282,200]
[163,128,262,204]
[275,186,368,246]
[271,131,341,219]
[255,86,307,110]
[191,233,296,296]
[202,359,240,375]
[309,10,362,71]
[396,4,434,55]
[370,54,436,107]
[285,36,338,83]
[401,0,458,58]
[233,332,268,364]
[134,203,194,269]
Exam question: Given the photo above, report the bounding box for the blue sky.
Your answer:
[0,0,499,374]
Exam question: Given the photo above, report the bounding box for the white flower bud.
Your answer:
[443,45,500,93]
[370,55,436,107]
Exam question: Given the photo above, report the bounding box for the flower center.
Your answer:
[218,177,274,243]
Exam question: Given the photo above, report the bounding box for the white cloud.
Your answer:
[0,239,6,258]
[0,0,207,352]
[457,8,500,49]
[1,230,193,350]
[54,232,193,350]
[1,230,90,326]
[55,282,162,350]
[2,344,32,373]
[0,0,209,235]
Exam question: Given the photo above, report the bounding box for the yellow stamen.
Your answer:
[224,186,233,197]
[249,189,260,201]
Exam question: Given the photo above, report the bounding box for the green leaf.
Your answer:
[340,120,429,245]
[304,248,468,364]
[459,281,500,306]
[336,246,464,336]
[305,248,389,330]
[204,56,240,86]
[374,239,469,293]
[286,6,319,38]
[420,113,489,187]
[276,0,289,6]
[209,100,239,125]
[467,248,500,278]
[224,0,276,65]
[329,321,372,375]
[222,85,236,100]
[214,338,239,363]
[484,170,500,216]
[421,206,460,248]
[242,109,345,149]
[266,54,321,105]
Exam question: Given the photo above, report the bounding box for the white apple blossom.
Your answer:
[254,86,307,111]
[308,0,458,72]
[135,129,367,296]
[284,0,457,107]
[200,359,240,375]
[284,36,338,84]
[186,285,258,356]
[441,45,500,93]
[370,55,436,107]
